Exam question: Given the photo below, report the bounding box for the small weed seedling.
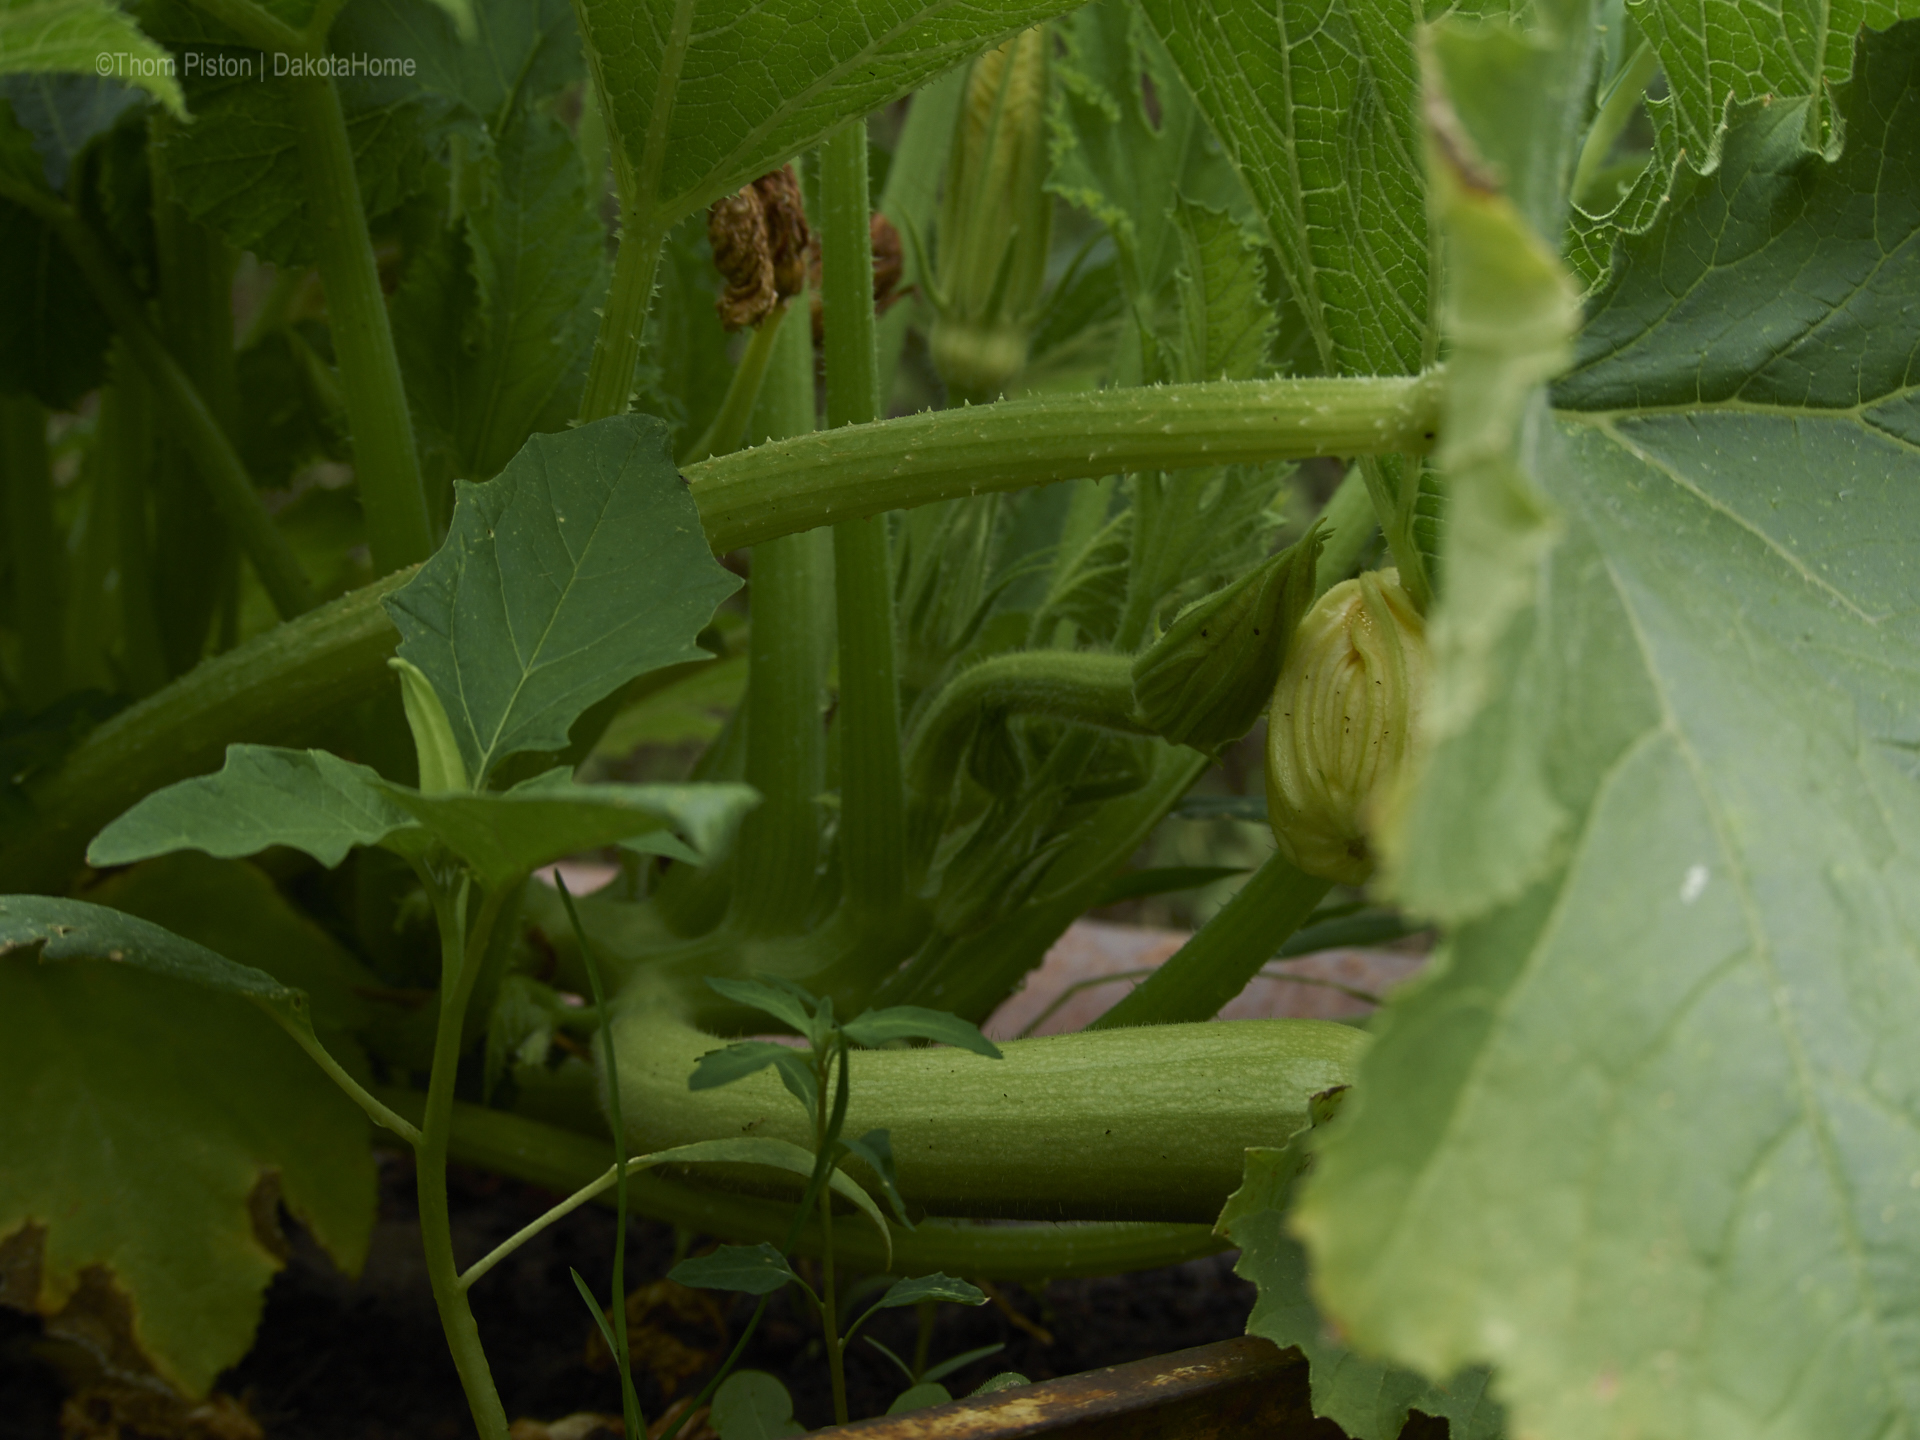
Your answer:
[669,977,1002,1426]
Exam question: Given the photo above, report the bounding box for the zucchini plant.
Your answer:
[2,0,1917,1436]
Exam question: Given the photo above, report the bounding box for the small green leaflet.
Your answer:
[1168,196,1275,384]
[669,1241,796,1295]
[871,1273,987,1310]
[688,1039,819,1115]
[838,1128,909,1226]
[385,413,741,785]
[1,894,309,1014]
[840,1004,1003,1057]
[886,1383,953,1414]
[705,974,817,1035]
[88,742,754,884]
[1046,0,1252,315]
[88,745,418,870]
[709,1370,804,1440]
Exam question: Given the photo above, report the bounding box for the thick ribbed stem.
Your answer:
[688,373,1442,552]
[730,304,832,935]
[288,74,432,573]
[1089,850,1332,1029]
[821,121,908,927]
[577,206,664,423]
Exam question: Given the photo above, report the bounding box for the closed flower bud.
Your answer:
[926,25,1052,402]
[389,657,469,795]
[1131,523,1325,754]
[1264,570,1427,885]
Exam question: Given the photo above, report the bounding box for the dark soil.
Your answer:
[2,1152,1261,1438]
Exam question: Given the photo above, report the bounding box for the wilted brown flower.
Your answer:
[708,189,775,331]
[753,165,811,300]
[707,165,812,331]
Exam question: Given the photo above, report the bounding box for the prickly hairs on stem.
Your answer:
[1264,569,1427,885]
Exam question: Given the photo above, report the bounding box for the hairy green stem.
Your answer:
[418,880,511,1440]
[1,396,62,708]
[730,306,831,936]
[0,178,316,620]
[374,1088,1227,1276]
[821,121,909,929]
[688,372,1441,552]
[1312,463,1377,596]
[1088,851,1333,1029]
[578,209,665,423]
[287,74,432,573]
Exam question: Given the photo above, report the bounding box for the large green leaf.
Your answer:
[1298,22,1920,1440]
[379,776,756,887]
[87,851,385,1035]
[1220,1149,1502,1440]
[0,899,375,1396]
[332,0,583,129]
[384,413,741,784]
[1627,0,1920,164]
[142,0,440,265]
[1046,0,1252,321]
[87,744,418,870]
[392,106,606,487]
[0,0,185,115]
[575,0,1076,237]
[1134,0,1444,376]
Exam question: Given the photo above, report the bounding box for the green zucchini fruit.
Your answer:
[606,1004,1365,1224]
